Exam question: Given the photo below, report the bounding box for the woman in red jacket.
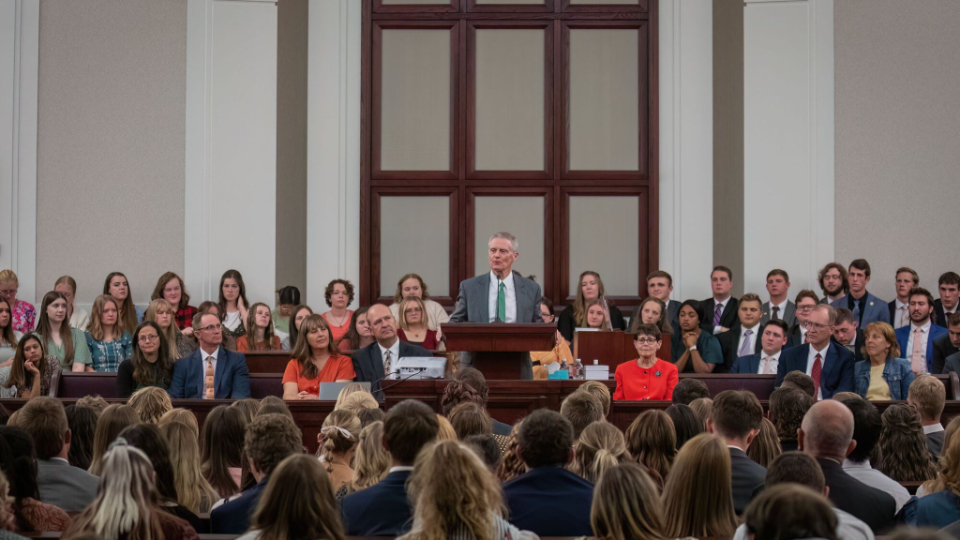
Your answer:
[613,324,679,401]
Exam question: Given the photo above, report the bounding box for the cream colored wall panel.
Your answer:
[474,197,544,283]
[380,197,450,294]
[380,29,451,171]
[568,29,639,171]
[569,196,639,296]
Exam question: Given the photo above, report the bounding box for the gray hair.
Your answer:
[488,232,518,253]
[800,400,854,457]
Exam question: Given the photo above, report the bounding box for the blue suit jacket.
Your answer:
[167,346,251,399]
[503,466,594,537]
[895,324,948,374]
[731,353,762,374]
[341,470,413,536]
[774,342,855,399]
[210,477,266,534]
[831,292,890,326]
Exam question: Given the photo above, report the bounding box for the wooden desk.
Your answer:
[573,330,671,365]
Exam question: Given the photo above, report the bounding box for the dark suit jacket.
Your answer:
[817,458,896,533]
[787,324,805,348]
[934,298,958,328]
[351,341,432,398]
[934,334,959,374]
[775,343,855,399]
[558,304,625,343]
[731,353,769,374]
[716,324,763,373]
[700,297,739,333]
[168,346,250,399]
[730,447,766,514]
[667,300,681,332]
[895,324,948,374]
[210,477,267,534]
[341,470,413,536]
[503,466,594,537]
[927,430,945,458]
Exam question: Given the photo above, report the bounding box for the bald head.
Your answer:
[800,400,855,460]
[366,304,398,345]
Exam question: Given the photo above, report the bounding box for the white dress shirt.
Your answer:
[842,459,911,513]
[923,423,944,435]
[894,299,910,328]
[712,297,730,334]
[379,338,401,379]
[799,325,808,343]
[906,320,932,369]
[756,350,782,374]
[806,343,831,400]
[737,325,760,356]
[488,271,517,323]
[200,346,220,396]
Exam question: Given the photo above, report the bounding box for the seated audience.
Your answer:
[747,418,782,468]
[341,421,389,496]
[333,382,366,408]
[271,285,300,335]
[940,312,960,374]
[531,298,574,379]
[210,413,303,535]
[318,409,361,495]
[689,397,712,427]
[336,391,379,416]
[145,298,197,359]
[455,368,514,435]
[0,426,70,532]
[907,374,947,457]
[238,454,345,540]
[503,409,594,537]
[84,294,133,373]
[0,298,21,372]
[834,308,865,361]
[578,380,612,417]
[152,271,197,332]
[671,300,723,372]
[769,387,813,452]
[661,433,738,539]
[63,439,199,540]
[321,279,355,343]
[258,395,293,418]
[160,421,218,515]
[0,270,35,333]
[628,296,673,336]
[856,321,914,400]
[701,266,739,334]
[389,274,450,331]
[671,378,710,405]
[282,304,313,351]
[0,469,28,540]
[449,402,493,440]
[782,370,818,398]
[436,415,456,442]
[560,391,604,440]
[64,405,97,470]
[218,269,250,340]
[236,302,281,351]
[761,269,797,325]
[75,394,108,414]
[717,293,765,372]
[104,272,144,332]
[569,421,630,484]
[788,290,821,347]
[835,395,911,512]
[665,403,702,450]
[625,410,675,489]
[707,390,766,513]
[168,311,251,399]
[613,324,678,401]
[876,403,937,482]
[89,404,140,475]
[798,399,896,532]
[342,400,439,536]
[282,314,354,399]
[194,301,236,351]
[128,386,173,425]
[742,484,839,540]
[358,407,386,427]
[890,267,919,329]
[337,306,374,353]
[36,291,91,372]
[117,321,174,398]
[589,462,666,540]
[582,298,613,331]
[829,259,890,326]
[466,434,502,472]
[497,421,526,483]
[895,287,948,374]
[161,408,201,435]
[934,272,960,326]
[903,426,960,529]
[558,271,626,342]
[52,276,87,330]
[1,334,61,398]
[776,304,856,399]
[351,304,431,396]
[230,398,262,425]
[396,296,441,350]
[732,319,790,374]
[201,405,247,499]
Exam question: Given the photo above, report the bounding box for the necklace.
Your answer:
[327,311,348,327]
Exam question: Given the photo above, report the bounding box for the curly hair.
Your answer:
[245,413,303,478]
[324,279,355,308]
[440,381,484,417]
[497,420,527,483]
[877,404,937,482]
[769,387,813,444]
[128,386,173,425]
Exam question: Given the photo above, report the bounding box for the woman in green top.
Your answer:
[670,300,723,373]
[36,291,91,372]
[116,321,174,398]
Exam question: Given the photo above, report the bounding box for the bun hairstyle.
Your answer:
[319,410,361,471]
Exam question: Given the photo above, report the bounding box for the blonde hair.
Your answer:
[573,271,610,327]
[688,397,713,427]
[398,296,428,331]
[334,383,368,410]
[0,269,19,287]
[337,392,380,416]
[86,294,122,341]
[862,321,901,359]
[160,421,218,514]
[0,469,11,528]
[661,434,738,539]
[584,298,613,331]
[158,408,199,437]
[249,454,346,540]
[345,421,389,494]
[231,398,262,425]
[746,417,782,468]
[435,414,456,442]
[320,410,361,472]
[625,410,676,489]
[401,441,505,540]
[591,462,667,540]
[144,298,180,355]
[578,381,612,416]
[569,422,631,483]
[908,374,946,422]
[923,416,960,496]
[128,387,172,425]
[89,404,141,476]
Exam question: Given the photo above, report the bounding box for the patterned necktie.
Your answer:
[811,353,822,400]
[761,356,773,375]
[713,303,723,326]
[911,327,925,374]
[383,349,393,378]
[738,329,753,357]
[771,306,780,321]
[204,357,215,399]
[497,281,506,322]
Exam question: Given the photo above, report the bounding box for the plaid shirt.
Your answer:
[175,306,199,330]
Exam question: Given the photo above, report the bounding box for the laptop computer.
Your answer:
[317,381,372,401]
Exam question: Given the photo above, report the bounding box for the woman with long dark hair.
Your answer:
[1,334,61,399]
[103,272,143,333]
[117,322,174,398]
[218,270,250,340]
[35,291,91,372]
[201,406,247,499]
[0,426,70,533]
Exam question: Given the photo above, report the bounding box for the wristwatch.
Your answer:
[689,345,698,351]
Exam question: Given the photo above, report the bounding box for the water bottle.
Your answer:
[572,358,584,380]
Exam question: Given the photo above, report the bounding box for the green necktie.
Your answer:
[497,281,506,322]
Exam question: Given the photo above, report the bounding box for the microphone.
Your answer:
[372,367,427,396]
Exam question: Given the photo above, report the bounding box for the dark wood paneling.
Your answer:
[371,12,647,20]
[373,0,460,13]
[561,0,647,13]
[467,0,556,13]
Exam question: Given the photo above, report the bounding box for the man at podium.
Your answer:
[449,232,544,379]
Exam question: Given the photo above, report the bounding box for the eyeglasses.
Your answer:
[199,324,223,332]
[796,305,816,312]
[138,334,160,343]
[635,338,659,344]
[802,322,830,330]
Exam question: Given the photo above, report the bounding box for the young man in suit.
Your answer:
[342,400,439,536]
[776,304,856,399]
[889,267,919,329]
[907,375,946,458]
[788,290,821,347]
[833,308,864,363]
[351,304,432,398]
[706,390,766,514]
[830,259,890,326]
[799,400,897,533]
[168,311,251,399]
[717,293,764,372]
[935,272,960,327]
[449,232,543,379]
[701,266,738,334]
[940,313,960,374]
[818,262,849,305]
[895,287,948,375]
[732,319,789,374]
[762,269,796,327]
[646,270,681,330]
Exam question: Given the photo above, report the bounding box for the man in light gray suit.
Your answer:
[449,231,543,379]
[761,269,797,327]
[17,397,98,512]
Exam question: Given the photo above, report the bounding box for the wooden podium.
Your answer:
[442,323,556,379]
[573,330,672,366]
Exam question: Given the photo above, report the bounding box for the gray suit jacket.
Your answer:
[37,458,99,512]
[762,300,797,327]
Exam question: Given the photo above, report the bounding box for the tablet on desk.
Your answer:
[318,381,371,400]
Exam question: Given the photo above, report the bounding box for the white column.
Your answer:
[744,0,834,295]
[659,0,714,301]
[185,0,278,305]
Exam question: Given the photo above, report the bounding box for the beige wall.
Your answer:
[835,0,960,297]
[36,0,187,305]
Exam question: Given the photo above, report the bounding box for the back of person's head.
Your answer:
[782,371,817,398]
[925,425,960,497]
[158,408,199,437]
[350,421,389,492]
[320,410,360,467]
[908,375,946,423]
[357,407,386,427]
[436,414,456,441]
[769,387,814,443]
[246,414,303,477]
[333,383,367,410]
[127,386,173,425]
[560,391,604,439]
[764,451,826,492]
[709,390,763,441]
[878,403,937,482]
[66,405,99,470]
[448,402,492,440]
[336,391,380,416]
[16,396,68,460]
[0,424,41,530]
[569,421,630,484]
[90,404,140,476]
[800,400,854,459]
[518,409,575,468]
[250,454,346,540]
[744,484,839,540]
[119,423,178,503]
[590,462,666,540]
[688,397,713,428]
[231,398,262,425]
[440,381,484,416]
[671,378,710,405]
[258,395,293,419]
[665,404,703,450]
[465,434,502,473]
[383,400,439,466]
[454,367,490,404]
[159,420,218,515]
[836,394,881,464]
[497,420,526,483]
[625,409,676,485]
[747,417,782,468]
[661,433,738,539]
[201,405,247,498]
[76,395,109,414]
[578,381,612,416]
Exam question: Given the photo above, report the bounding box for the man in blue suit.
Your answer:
[341,400,439,536]
[732,319,789,374]
[775,304,855,399]
[895,287,948,374]
[168,312,251,399]
[830,259,890,327]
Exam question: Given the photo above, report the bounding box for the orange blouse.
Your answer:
[282,356,356,396]
[321,311,353,343]
[235,335,282,352]
[613,358,679,401]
